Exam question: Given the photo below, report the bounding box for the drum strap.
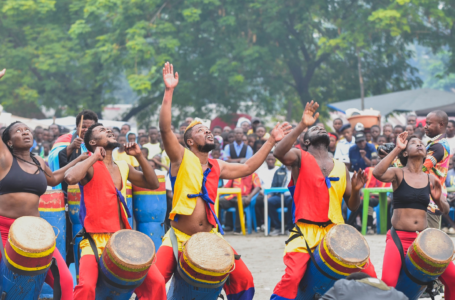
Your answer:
[286,226,338,281]
[169,227,179,262]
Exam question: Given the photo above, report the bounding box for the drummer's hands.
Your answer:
[0,69,5,79]
[125,142,141,158]
[351,169,367,191]
[93,147,106,161]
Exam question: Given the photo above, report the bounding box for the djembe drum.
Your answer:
[39,189,66,298]
[95,230,155,300]
[296,224,370,300]
[67,184,82,279]
[395,228,454,300]
[167,232,234,300]
[0,216,56,300]
[132,174,167,249]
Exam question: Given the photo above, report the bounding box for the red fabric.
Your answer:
[272,252,377,299]
[53,133,73,145]
[155,244,254,297]
[205,158,221,227]
[210,113,251,131]
[81,161,131,233]
[365,167,391,188]
[224,173,261,199]
[293,150,330,222]
[0,216,74,300]
[382,230,455,299]
[74,255,166,300]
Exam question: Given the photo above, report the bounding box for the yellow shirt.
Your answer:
[113,149,139,167]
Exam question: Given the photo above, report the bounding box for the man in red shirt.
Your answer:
[219,160,261,232]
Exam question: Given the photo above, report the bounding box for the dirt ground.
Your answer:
[223,232,455,300]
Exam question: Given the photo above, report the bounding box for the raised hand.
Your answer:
[0,69,5,80]
[163,62,179,90]
[125,142,142,157]
[94,147,106,161]
[302,100,320,127]
[270,122,292,143]
[351,169,367,191]
[396,131,408,151]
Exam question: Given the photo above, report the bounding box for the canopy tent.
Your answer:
[328,89,455,116]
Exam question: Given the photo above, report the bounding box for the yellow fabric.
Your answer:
[161,150,170,170]
[284,222,336,254]
[185,120,202,133]
[169,149,203,221]
[114,160,130,200]
[113,150,139,167]
[327,159,347,224]
[162,227,222,252]
[80,233,112,257]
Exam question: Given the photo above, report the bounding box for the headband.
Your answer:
[184,119,203,133]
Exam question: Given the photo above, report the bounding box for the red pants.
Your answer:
[73,255,166,300]
[156,245,255,300]
[382,230,455,300]
[0,215,74,300]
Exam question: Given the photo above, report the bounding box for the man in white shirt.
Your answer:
[447,120,455,155]
[255,153,279,230]
[334,123,355,162]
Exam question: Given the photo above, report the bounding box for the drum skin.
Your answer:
[296,224,370,300]
[167,232,234,300]
[132,175,167,249]
[68,184,82,279]
[38,189,66,298]
[395,229,454,300]
[0,216,55,300]
[95,230,155,300]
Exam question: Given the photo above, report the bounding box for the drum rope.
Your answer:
[52,226,60,240]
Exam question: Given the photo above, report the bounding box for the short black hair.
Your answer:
[35,126,43,130]
[333,118,342,123]
[84,123,103,152]
[149,126,158,131]
[370,125,380,130]
[256,125,266,130]
[431,110,449,126]
[179,122,188,127]
[112,127,120,133]
[377,134,387,139]
[184,127,193,148]
[394,125,404,130]
[213,126,222,130]
[122,123,131,129]
[449,120,455,127]
[141,147,149,156]
[303,126,314,142]
[76,110,98,126]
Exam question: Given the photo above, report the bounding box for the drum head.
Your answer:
[10,217,55,253]
[416,229,454,263]
[184,232,234,274]
[108,230,155,269]
[43,189,63,195]
[325,224,370,265]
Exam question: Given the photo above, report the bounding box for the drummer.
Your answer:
[271,101,377,300]
[64,124,166,300]
[372,131,455,298]
[155,62,292,300]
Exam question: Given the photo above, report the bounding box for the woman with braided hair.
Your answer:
[0,69,88,300]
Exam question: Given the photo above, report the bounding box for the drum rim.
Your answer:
[325,224,370,266]
[413,228,454,265]
[183,232,234,274]
[106,230,155,270]
[9,216,56,253]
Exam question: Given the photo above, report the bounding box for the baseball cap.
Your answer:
[355,122,365,132]
[355,133,366,142]
[340,123,351,133]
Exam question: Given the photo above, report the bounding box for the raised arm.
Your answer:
[372,131,408,183]
[44,152,89,186]
[124,142,159,189]
[159,62,184,164]
[65,147,104,185]
[219,122,291,179]
[274,101,319,166]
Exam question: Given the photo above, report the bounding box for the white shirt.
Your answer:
[334,137,356,162]
[447,136,455,156]
[257,165,279,190]
[154,169,172,191]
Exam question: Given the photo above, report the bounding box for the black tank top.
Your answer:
[0,156,47,196]
[393,169,430,211]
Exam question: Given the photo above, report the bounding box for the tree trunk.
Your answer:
[357,47,365,111]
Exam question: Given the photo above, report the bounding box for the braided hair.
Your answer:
[2,121,50,177]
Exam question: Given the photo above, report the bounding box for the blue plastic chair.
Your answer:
[221,194,258,234]
[268,207,289,233]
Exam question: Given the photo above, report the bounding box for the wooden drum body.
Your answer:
[296,224,370,300]
[95,230,155,300]
[68,184,82,278]
[0,216,56,300]
[38,189,66,298]
[167,232,234,300]
[132,175,167,249]
[395,228,454,300]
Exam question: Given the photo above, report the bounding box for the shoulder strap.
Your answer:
[49,258,62,300]
[169,227,179,262]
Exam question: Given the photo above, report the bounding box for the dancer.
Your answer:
[373,131,455,299]
[155,62,291,300]
[271,101,377,300]
[65,124,166,300]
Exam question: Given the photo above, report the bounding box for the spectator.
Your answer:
[348,133,377,171]
[247,134,257,149]
[185,117,193,124]
[334,124,355,162]
[31,126,45,157]
[240,120,251,135]
[354,122,364,135]
[370,125,381,146]
[179,122,188,133]
[382,124,393,141]
[332,118,343,136]
[176,131,185,146]
[43,129,50,142]
[219,160,261,233]
[447,120,455,155]
[113,135,139,168]
[393,125,404,136]
[414,125,425,139]
[120,123,131,135]
[258,153,279,190]
[424,110,451,229]
[224,128,253,162]
[223,125,232,133]
[256,125,267,141]
[407,113,417,127]
[142,126,162,159]
[139,135,149,146]
[42,141,51,162]
[126,131,137,143]
[211,147,221,160]
[405,124,414,136]
[242,134,248,144]
[248,117,262,134]
[321,272,407,300]
[328,133,338,155]
[253,140,266,154]
[152,154,169,172]
[377,135,387,146]
[365,131,372,143]
[141,147,149,161]
[138,129,147,137]
[49,124,61,138]
[442,155,455,235]
[388,132,396,144]
[268,165,293,236]
[212,126,222,136]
